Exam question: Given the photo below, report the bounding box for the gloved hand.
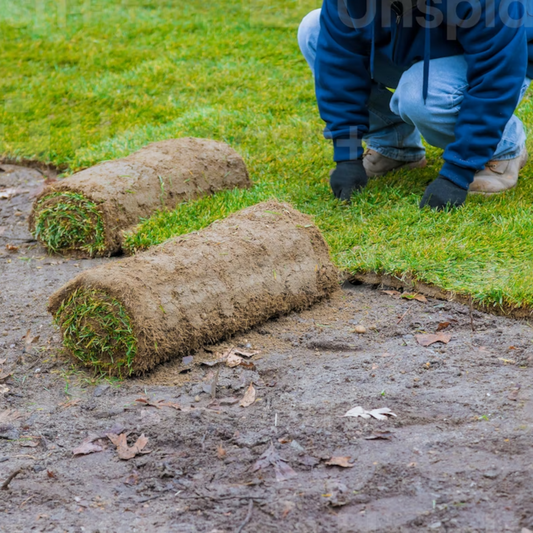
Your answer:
[330,160,368,201]
[420,176,468,210]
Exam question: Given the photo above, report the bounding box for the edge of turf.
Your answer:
[353,272,533,319]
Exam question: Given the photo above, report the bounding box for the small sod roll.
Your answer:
[48,201,339,377]
[29,138,250,256]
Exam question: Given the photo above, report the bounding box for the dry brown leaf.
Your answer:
[23,330,40,351]
[0,409,22,423]
[239,383,256,407]
[0,372,12,382]
[5,244,18,252]
[72,437,105,456]
[381,290,400,297]
[20,438,40,448]
[415,332,452,347]
[226,352,244,368]
[59,399,81,409]
[508,385,521,401]
[344,406,397,420]
[217,444,227,459]
[135,397,162,409]
[365,430,394,440]
[0,188,29,200]
[252,443,297,482]
[325,456,355,468]
[107,432,149,460]
[159,401,182,411]
[436,321,451,332]
[232,348,260,358]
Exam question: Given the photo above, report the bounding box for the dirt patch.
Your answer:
[1,166,533,532]
[49,201,339,376]
[29,138,250,256]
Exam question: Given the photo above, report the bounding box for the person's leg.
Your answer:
[391,56,528,162]
[298,10,425,169]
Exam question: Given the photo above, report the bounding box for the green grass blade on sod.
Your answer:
[2,0,533,315]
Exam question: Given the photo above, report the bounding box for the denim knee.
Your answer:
[298,9,321,70]
[390,67,430,126]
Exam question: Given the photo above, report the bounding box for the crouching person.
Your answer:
[298,0,533,209]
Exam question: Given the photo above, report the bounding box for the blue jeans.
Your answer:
[298,9,529,162]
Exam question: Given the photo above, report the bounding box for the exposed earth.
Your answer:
[0,166,532,532]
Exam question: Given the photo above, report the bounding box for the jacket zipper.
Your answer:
[390,3,416,63]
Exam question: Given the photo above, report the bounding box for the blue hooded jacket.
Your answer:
[315,0,533,188]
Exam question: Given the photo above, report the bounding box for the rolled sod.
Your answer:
[48,201,339,377]
[29,138,250,256]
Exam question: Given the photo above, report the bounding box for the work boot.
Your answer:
[469,148,528,194]
[363,149,427,178]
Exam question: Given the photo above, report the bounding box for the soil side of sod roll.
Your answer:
[29,138,250,256]
[48,201,340,377]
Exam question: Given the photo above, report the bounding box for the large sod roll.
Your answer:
[48,201,339,377]
[29,138,250,256]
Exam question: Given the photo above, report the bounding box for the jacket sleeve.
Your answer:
[440,0,528,188]
[315,0,372,162]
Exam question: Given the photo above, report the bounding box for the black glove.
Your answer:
[330,160,368,201]
[420,176,468,210]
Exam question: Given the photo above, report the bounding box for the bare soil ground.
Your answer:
[1,166,532,533]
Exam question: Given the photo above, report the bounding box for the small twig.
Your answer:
[1,468,23,490]
[397,306,411,325]
[469,296,475,332]
[236,499,254,533]
[211,367,221,400]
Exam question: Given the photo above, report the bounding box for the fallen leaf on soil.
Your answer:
[0,188,29,200]
[23,330,40,351]
[508,385,521,401]
[0,409,22,423]
[232,348,260,358]
[278,437,291,444]
[124,472,139,485]
[136,398,163,409]
[59,399,81,409]
[5,244,18,252]
[239,383,256,407]
[20,438,40,448]
[381,290,400,297]
[0,359,6,365]
[217,444,226,459]
[365,430,394,440]
[252,443,297,482]
[226,352,245,368]
[159,401,181,410]
[436,321,451,331]
[0,384,9,395]
[415,332,452,347]
[324,456,355,468]
[401,293,427,303]
[72,437,104,456]
[0,372,12,382]
[107,433,150,460]
[344,406,397,420]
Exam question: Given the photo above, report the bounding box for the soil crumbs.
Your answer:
[1,166,532,533]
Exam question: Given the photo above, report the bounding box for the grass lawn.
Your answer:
[2,0,533,314]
